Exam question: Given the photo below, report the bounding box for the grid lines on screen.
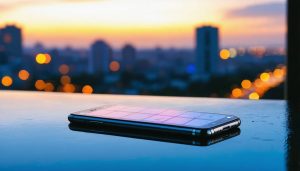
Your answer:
[86,105,226,128]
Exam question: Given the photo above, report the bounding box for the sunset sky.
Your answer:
[0,0,286,49]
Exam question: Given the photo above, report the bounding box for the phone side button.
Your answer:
[192,129,201,136]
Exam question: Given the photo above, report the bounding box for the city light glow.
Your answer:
[36,53,46,64]
[232,88,243,98]
[109,61,120,72]
[44,82,55,92]
[241,80,252,89]
[249,92,260,100]
[63,83,75,93]
[0,1,286,98]
[229,48,237,58]
[1,76,13,87]
[220,49,230,60]
[230,66,286,100]
[260,73,270,82]
[44,54,52,64]
[82,85,93,94]
[273,69,284,78]
[18,69,30,80]
[60,75,71,85]
[59,64,70,75]
[254,79,263,88]
[35,80,46,90]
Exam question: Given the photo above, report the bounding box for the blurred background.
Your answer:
[0,0,286,100]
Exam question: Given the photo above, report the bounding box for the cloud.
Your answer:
[227,2,286,18]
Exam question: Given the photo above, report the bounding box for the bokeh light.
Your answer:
[35,80,46,90]
[82,85,93,94]
[63,83,75,93]
[109,61,120,72]
[249,92,260,100]
[229,48,237,58]
[260,73,270,82]
[273,69,284,78]
[35,53,47,64]
[254,79,263,88]
[220,49,230,60]
[44,54,52,64]
[44,82,55,92]
[60,75,71,85]
[18,70,30,81]
[1,76,13,87]
[232,88,242,98]
[59,64,70,75]
[241,80,252,89]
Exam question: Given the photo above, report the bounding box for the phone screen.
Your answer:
[81,105,232,128]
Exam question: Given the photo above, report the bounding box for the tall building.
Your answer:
[0,25,23,59]
[195,26,219,78]
[121,44,136,72]
[89,40,112,74]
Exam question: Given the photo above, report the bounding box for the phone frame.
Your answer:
[68,105,241,137]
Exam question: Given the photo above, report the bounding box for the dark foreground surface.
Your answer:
[0,91,295,171]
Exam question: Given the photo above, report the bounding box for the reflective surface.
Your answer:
[0,91,290,170]
[69,123,241,146]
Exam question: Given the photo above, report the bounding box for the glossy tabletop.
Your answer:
[0,91,295,171]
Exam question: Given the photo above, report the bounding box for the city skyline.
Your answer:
[0,22,286,99]
[0,0,286,49]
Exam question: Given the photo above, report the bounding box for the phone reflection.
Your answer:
[69,123,240,146]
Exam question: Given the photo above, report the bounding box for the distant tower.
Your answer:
[89,40,112,74]
[195,26,219,78]
[0,25,23,58]
[121,44,136,71]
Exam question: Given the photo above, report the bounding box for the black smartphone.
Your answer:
[68,105,241,137]
[69,123,241,146]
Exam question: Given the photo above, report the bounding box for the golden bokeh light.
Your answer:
[1,76,13,87]
[241,80,252,89]
[35,53,47,64]
[260,73,270,82]
[273,69,284,78]
[60,75,71,85]
[82,85,93,94]
[35,80,46,90]
[44,82,55,92]
[232,88,242,98]
[229,48,237,58]
[254,79,263,88]
[44,54,52,64]
[220,49,230,60]
[109,61,120,72]
[18,70,30,81]
[63,83,75,93]
[59,64,70,75]
[249,92,260,100]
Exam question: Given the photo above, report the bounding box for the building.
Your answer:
[195,26,219,78]
[89,40,112,75]
[0,25,23,59]
[121,44,136,72]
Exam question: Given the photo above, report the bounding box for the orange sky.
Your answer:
[0,0,286,49]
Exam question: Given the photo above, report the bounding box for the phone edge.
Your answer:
[68,114,240,137]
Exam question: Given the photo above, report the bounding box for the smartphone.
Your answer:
[68,105,241,137]
[69,123,240,146]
